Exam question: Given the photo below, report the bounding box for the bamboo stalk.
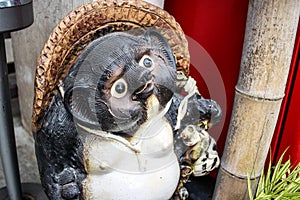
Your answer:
[213,0,300,199]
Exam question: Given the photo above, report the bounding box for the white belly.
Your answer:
[84,161,179,200]
[81,117,180,200]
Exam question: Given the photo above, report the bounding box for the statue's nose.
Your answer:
[140,69,152,81]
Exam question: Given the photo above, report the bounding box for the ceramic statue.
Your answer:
[32,1,222,199]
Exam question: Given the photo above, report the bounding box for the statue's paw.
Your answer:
[54,168,80,199]
[61,183,80,199]
[193,131,220,176]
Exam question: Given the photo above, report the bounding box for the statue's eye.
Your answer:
[111,78,128,98]
[139,55,154,69]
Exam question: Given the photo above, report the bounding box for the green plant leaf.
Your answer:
[247,172,254,200]
[247,149,300,200]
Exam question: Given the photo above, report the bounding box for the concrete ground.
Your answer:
[0,99,40,189]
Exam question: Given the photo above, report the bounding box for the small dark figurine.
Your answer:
[32,1,221,200]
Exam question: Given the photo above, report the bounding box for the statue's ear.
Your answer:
[63,85,101,128]
[144,30,176,68]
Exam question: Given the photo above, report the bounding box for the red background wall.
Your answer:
[164,0,249,155]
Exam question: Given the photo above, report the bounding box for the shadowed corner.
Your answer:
[0,183,47,200]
